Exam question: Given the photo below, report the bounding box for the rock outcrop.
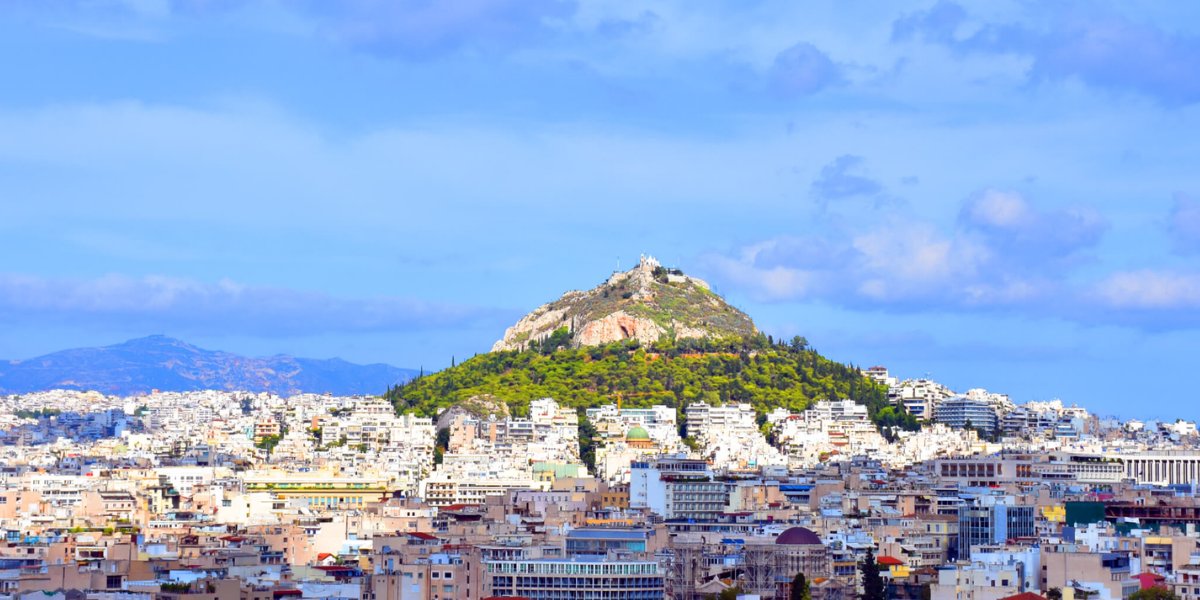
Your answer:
[435,394,509,430]
[492,255,756,351]
[574,311,666,347]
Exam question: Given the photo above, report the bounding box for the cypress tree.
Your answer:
[861,548,885,600]
[790,572,810,600]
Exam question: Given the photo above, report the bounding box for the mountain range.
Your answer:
[0,336,418,397]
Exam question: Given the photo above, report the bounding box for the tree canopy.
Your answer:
[1130,588,1178,600]
[384,335,917,433]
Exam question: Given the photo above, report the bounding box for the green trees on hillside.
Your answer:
[384,334,918,433]
[15,408,62,419]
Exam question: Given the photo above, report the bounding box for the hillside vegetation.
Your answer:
[385,333,918,432]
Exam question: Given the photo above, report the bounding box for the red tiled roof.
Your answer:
[876,556,904,565]
[997,593,1047,600]
[407,532,439,540]
[441,504,480,511]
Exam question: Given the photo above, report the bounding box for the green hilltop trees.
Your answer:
[384,333,919,434]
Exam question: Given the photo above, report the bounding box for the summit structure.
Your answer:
[492,254,757,352]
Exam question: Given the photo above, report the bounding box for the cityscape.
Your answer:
[3,329,1200,600]
[3,2,1200,600]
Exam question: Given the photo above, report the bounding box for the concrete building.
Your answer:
[482,557,664,600]
[565,528,659,556]
[1040,544,1139,600]
[1123,452,1200,486]
[664,480,729,522]
[958,496,1035,558]
[684,403,756,437]
[935,397,999,433]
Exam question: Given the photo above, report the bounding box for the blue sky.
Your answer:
[2,0,1199,418]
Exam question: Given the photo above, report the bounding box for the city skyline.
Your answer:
[3,4,1200,600]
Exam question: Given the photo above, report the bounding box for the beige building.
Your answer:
[931,562,1023,600]
[253,417,281,443]
[242,470,392,508]
[1040,544,1139,600]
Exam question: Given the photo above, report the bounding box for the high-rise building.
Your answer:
[935,397,999,432]
[958,495,1036,558]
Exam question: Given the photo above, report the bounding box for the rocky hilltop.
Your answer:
[492,255,756,351]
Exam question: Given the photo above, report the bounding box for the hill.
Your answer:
[0,335,418,397]
[492,255,755,351]
[386,335,918,432]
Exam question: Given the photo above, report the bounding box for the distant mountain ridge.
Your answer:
[0,336,417,397]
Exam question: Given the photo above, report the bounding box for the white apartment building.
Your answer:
[585,404,678,442]
[684,403,756,437]
[888,379,953,420]
[419,475,550,507]
[865,366,899,387]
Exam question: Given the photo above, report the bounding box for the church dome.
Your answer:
[626,426,651,441]
[776,527,822,545]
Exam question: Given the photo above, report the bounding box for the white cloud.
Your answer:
[960,189,1031,228]
[0,273,507,337]
[703,189,1200,329]
[1092,270,1200,310]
